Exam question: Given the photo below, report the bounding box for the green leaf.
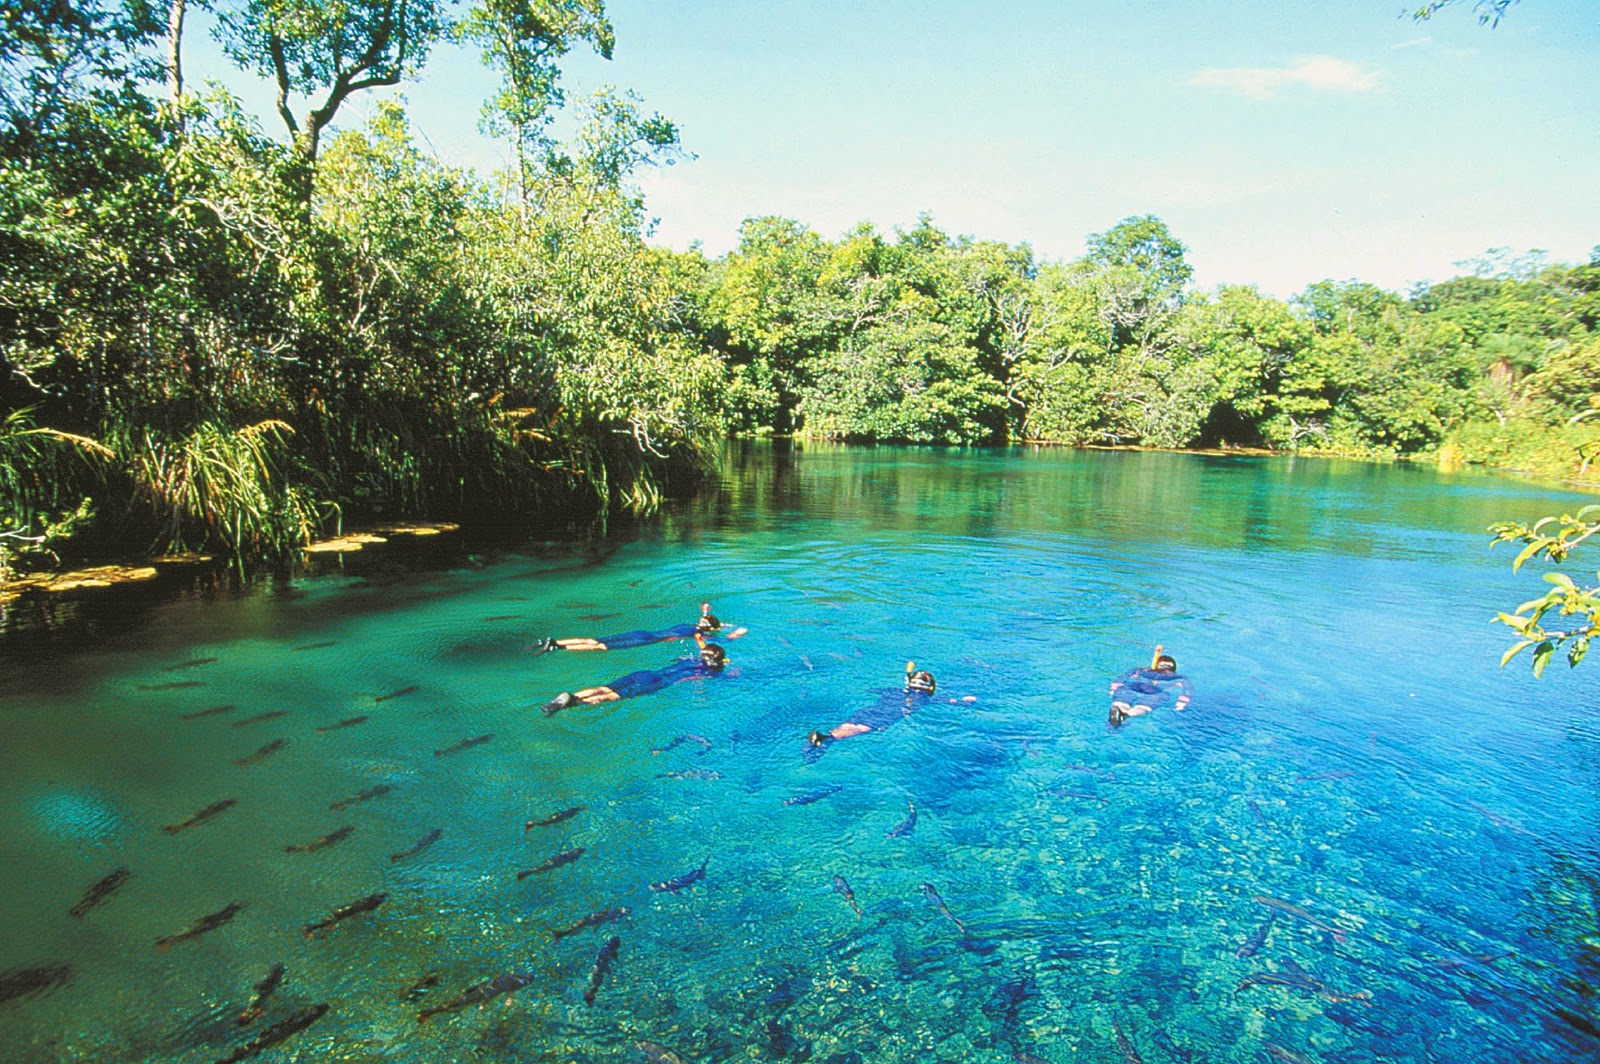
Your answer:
[1511,539,1544,572]
[1545,572,1577,590]
[1531,641,1554,678]
[1500,640,1535,667]
[1569,638,1589,669]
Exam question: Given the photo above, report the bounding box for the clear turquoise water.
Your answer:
[2,443,1598,1063]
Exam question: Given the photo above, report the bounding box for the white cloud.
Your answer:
[1391,36,1434,50]
[1189,55,1382,101]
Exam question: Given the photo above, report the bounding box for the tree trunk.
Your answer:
[167,0,186,104]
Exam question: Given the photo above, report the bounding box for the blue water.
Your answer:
[1,444,1597,1062]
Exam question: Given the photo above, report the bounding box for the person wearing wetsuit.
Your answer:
[1108,644,1193,727]
[537,602,744,653]
[542,635,729,715]
[805,661,942,757]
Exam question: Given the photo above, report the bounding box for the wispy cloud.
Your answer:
[1392,36,1434,50]
[1189,55,1382,101]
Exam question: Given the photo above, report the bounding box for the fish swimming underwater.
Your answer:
[315,715,369,733]
[525,805,584,830]
[390,829,442,863]
[435,734,493,757]
[417,972,533,1024]
[920,883,966,935]
[517,848,584,879]
[180,705,237,720]
[886,799,918,838]
[1251,895,1348,943]
[650,856,709,893]
[156,902,246,950]
[232,711,287,728]
[832,875,863,918]
[285,826,354,854]
[550,906,631,942]
[374,685,420,703]
[69,867,131,919]
[164,798,237,835]
[234,739,288,767]
[236,963,285,1025]
[216,1003,328,1064]
[329,784,391,811]
[303,892,387,938]
[0,965,72,1007]
[583,937,621,1006]
[1237,912,1276,958]
[783,784,842,807]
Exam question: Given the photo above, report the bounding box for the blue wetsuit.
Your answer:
[1110,667,1193,716]
[604,655,723,700]
[805,687,936,761]
[592,623,703,650]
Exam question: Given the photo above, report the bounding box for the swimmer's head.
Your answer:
[699,642,727,669]
[1154,654,1177,673]
[695,601,721,632]
[905,660,936,693]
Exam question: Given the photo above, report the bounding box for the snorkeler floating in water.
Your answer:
[1108,644,1193,727]
[542,635,730,715]
[536,602,745,653]
[805,662,962,758]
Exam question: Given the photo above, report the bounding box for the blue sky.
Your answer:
[192,0,1600,298]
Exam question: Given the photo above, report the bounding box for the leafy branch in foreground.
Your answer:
[1491,504,1600,676]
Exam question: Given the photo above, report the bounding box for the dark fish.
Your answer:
[374,685,419,703]
[650,855,710,893]
[1248,799,1270,827]
[636,1041,686,1064]
[138,680,202,691]
[518,847,585,879]
[156,901,246,950]
[1113,1021,1146,1064]
[315,715,369,733]
[234,739,288,766]
[921,882,966,934]
[292,641,338,651]
[236,962,285,1025]
[330,784,391,810]
[1238,960,1371,1005]
[1431,950,1512,970]
[417,971,533,1024]
[651,733,713,755]
[164,798,238,834]
[1295,770,1354,782]
[481,614,520,622]
[180,704,237,720]
[399,971,440,1002]
[303,892,387,938]
[233,711,287,728]
[583,936,621,1006]
[887,799,918,838]
[163,657,219,671]
[70,867,131,919]
[832,874,863,918]
[658,768,721,781]
[0,964,71,1006]
[1237,912,1275,958]
[216,1002,328,1064]
[390,828,442,862]
[1265,1043,1318,1064]
[551,906,631,942]
[784,783,842,806]
[576,612,620,621]
[1252,895,1348,943]
[525,805,584,830]
[285,826,354,853]
[435,733,493,757]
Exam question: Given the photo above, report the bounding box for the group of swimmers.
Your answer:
[536,602,1196,735]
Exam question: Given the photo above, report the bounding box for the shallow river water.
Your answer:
[1,443,1598,1063]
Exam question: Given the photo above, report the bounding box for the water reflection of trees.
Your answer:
[688,441,1587,558]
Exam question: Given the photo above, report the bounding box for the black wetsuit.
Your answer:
[589,623,708,650]
[604,654,724,700]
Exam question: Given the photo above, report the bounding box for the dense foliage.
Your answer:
[1,0,1596,580]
